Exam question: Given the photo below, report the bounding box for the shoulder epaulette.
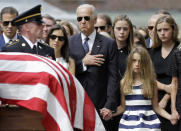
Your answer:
[7,39,20,47]
[177,43,181,51]
[38,41,49,47]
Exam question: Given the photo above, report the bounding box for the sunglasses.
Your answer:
[95,26,106,31]
[148,26,154,30]
[77,16,90,22]
[2,21,16,26]
[50,35,65,41]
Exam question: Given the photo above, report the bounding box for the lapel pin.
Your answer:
[97,45,100,48]
[22,43,26,47]
[39,45,42,49]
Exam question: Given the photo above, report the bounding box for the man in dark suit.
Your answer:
[0,6,20,51]
[69,4,119,130]
[94,13,112,36]
[2,5,54,59]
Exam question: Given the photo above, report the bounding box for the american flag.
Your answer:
[0,52,105,131]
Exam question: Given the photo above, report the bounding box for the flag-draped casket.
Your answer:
[0,52,105,131]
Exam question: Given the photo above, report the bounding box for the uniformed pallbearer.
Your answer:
[1,5,55,59]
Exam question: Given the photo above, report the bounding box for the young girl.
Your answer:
[112,15,134,78]
[108,15,134,131]
[113,46,175,131]
[150,15,179,131]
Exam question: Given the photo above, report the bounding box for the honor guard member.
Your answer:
[1,5,55,60]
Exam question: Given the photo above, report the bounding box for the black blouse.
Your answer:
[150,42,179,101]
[118,46,129,80]
[172,47,181,113]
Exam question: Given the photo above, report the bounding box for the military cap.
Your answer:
[13,5,43,26]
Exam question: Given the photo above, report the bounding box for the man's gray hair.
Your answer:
[76,4,97,18]
[42,14,56,25]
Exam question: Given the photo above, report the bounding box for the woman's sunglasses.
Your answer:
[50,35,65,41]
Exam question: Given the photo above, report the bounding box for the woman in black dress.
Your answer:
[112,15,134,79]
[111,15,134,131]
[171,44,181,129]
[150,15,179,131]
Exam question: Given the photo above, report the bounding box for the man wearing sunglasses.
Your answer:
[69,4,119,131]
[2,5,55,60]
[146,13,168,49]
[0,6,21,51]
[94,13,112,37]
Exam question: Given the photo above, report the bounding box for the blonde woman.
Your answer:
[150,15,180,131]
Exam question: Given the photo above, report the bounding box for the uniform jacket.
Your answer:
[1,36,55,59]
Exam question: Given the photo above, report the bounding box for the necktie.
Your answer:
[32,45,37,54]
[83,37,89,54]
[7,39,12,45]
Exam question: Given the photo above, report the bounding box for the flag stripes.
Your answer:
[0,52,105,131]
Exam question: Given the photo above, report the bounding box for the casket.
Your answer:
[0,106,45,131]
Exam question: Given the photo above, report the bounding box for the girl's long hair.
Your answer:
[153,15,179,48]
[121,46,156,98]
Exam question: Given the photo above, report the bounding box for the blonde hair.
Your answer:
[121,46,156,98]
[153,15,179,48]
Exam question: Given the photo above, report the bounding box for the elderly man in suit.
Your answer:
[0,6,21,51]
[69,4,119,130]
[2,5,54,59]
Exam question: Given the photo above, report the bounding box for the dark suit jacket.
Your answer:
[146,37,151,48]
[69,33,119,111]
[0,34,21,51]
[1,36,55,59]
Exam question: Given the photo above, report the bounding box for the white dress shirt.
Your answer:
[81,30,97,71]
[22,35,38,49]
[3,33,18,44]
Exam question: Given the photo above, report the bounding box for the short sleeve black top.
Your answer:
[150,43,179,101]
[172,47,181,113]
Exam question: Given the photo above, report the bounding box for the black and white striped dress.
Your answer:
[118,85,161,131]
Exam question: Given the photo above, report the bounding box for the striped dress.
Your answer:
[118,85,161,131]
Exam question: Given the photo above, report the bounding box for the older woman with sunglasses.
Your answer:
[46,24,75,75]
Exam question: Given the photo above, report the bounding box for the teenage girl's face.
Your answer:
[49,29,65,51]
[132,53,141,74]
[114,20,130,42]
[156,22,173,44]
